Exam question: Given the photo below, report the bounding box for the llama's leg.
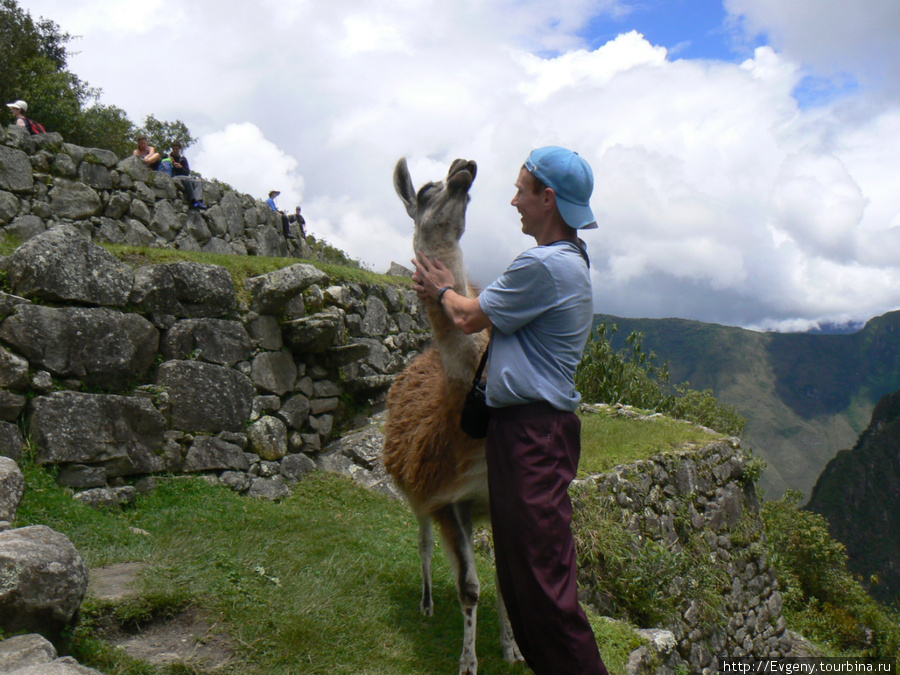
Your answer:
[436,501,480,675]
[417,514,435,616]
[495,573,524,663]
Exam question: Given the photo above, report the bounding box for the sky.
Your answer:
[15,0,900,331]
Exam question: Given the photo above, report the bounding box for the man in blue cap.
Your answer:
[412,146,607,674]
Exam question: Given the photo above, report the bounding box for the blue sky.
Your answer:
[583,0,741,62]
[16,0,900,331]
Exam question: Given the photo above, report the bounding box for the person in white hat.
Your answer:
[5,100,44,135]
[413,146,607,675]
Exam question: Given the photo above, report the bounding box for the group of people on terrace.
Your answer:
[133,134,207,211]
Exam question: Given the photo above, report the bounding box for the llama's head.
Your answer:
[394,157,477,257]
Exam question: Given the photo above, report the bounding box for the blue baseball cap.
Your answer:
[525,146,597,229]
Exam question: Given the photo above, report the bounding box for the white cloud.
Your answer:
[193,123,304,210]
[17,0,900,330]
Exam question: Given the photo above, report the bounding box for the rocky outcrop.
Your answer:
[807,389,900,605]
[572,407,791,672]
[0,225,429,499]
[0,633,105,674]
[0,125,309,259]
[0,526,89,649]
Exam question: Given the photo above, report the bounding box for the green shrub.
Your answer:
[762,491,900,657]
[573,486,728,630]
[576,323,746,436]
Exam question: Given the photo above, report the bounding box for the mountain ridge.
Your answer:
[592,310,900,497]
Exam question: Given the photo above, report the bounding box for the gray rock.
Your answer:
[149,200,179,240]
[29,392,166,472]
[251,351,297,396]
[5,214,45,242]
[324,424,384,470]
[360,296,389,337]
[102,191,131,219]
[5,225,133,306]
[246,263,329,314]
[0,306,159,389]
[0,421,24,461]
[76,161,111,190]
[183,436,250,473]
[156,360,254,433]
[246,314,283,351]
[280,453,316,481]
[85,147,118,168]
[246,475,290,501]
[57,464,107,489]
[247,416,288,461]
[283,307,346,354]
[0,189,20,224]
[0,390,26,422]
[0,456,24,520]
[276,394,311,430]
[0,633,58,670]
[162,318,253,366]
[73,487,120,509]
[0,525,89,648]
[0,145,34,192]
[115,155,151,183]
[219,470,252,492]
[163,261,236,317]
[0,344,29,390]
[48,179,102,219]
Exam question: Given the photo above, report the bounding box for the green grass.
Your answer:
[15,455,644,674]
[579,411,722,476]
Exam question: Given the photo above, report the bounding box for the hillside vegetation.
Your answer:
[593,313,900,498]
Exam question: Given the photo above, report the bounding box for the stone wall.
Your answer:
[0,125,309,259]
[571,411,805,673]
[0,224,427,502]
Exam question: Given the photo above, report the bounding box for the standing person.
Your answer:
[288,206,306,238]
[133,134,161,170]
[266,190,291,239]
[169,140,207,209]
[6,100,45,134]
[412,146,607,675]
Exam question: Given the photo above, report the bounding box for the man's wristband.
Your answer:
[436,286,453,304]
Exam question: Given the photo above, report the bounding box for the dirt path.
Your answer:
[88,563,236,671]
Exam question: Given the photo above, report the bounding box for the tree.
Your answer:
[0,0,194,159]
[137,115,197,152]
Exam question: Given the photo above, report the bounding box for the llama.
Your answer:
[383,157,522,675]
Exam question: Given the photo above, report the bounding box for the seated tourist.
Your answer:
[169,140,207,210]
[133,134,161,170]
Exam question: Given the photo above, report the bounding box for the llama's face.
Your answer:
[394,158,477,255]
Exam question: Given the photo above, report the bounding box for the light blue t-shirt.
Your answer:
[479,241,593,412]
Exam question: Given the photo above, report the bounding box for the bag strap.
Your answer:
[471,339,490,387]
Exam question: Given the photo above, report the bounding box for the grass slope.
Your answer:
[13,413,719,675]
[593,312,900,498]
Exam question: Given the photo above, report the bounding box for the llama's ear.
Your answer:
[394,157,417,220]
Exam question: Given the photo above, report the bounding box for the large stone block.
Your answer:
[246,263,329,314]
[0,145,34,193]
[0,525,89,648]
[156,360,254,433]
[5,225,133,306]
[29,392,166,472]
[162,318,253,366]
[48,178,102,219]
[0,456,24,520]
[0,306,159,390]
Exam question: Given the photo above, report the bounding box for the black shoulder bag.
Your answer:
[460,344,490,439]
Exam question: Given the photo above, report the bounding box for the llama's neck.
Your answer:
[418,244,486,384]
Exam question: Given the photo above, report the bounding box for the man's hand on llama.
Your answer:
[412,252,456,301]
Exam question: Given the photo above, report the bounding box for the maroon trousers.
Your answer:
[486,402,608,675]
